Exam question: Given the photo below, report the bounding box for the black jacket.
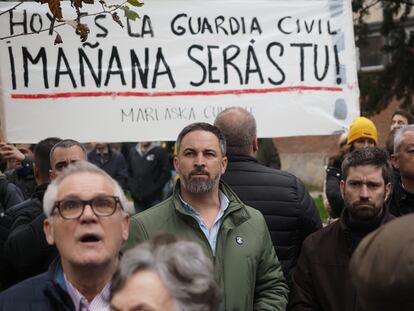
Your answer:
[5,157,36,199]
[88,146,128,191]
[1,183,57,288]
[127,146,171,203]
[0,259,75,311]
[221,154,322,284]
[387,175,414,216]
[325,156,344,218]
[0,175,24,212]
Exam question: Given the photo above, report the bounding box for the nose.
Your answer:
[359,184,370,200]
[80,203,97,221]
[194,153,206,167]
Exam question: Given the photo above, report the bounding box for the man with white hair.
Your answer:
[389,124,414,216]
[0,161,130,310]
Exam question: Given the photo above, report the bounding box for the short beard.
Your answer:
[180,168,220,194]
[346,201,383,221]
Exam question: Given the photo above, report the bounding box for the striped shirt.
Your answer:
[64,274,110,311]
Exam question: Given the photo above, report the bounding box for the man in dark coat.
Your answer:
[1,139,88,289]
[88,143,128,191]
[0,143,36,199]
[0,137,61,289]
[0,172,24,212]
[289,147,394,311]
[127,142,171,212]
[214,107,322,284]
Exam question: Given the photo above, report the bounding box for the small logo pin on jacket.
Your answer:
[236,236,244,245]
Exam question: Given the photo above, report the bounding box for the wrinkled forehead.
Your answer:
[393,114,408,122]
[346,165,384,181]
[57,172,114,198]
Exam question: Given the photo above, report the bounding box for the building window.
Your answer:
[358,35,387,71]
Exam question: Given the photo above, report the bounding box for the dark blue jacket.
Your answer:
[88,146,128,191]
[0,259,75,311]
[387,171,414,216]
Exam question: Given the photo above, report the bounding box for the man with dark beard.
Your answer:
[124,122,289,311]
[289,147,394,311]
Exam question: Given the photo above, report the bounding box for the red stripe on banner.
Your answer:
[11,86,343,100]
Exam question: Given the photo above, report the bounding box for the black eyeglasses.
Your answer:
[53,195,122,220]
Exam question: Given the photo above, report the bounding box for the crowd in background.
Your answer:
[0,107,413,310]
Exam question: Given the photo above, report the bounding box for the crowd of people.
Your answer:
[0,107,413,310]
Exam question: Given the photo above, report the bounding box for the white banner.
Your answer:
[0,0,359,143]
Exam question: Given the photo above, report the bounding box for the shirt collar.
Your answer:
[179,190,229,217]
[64,273,110,311]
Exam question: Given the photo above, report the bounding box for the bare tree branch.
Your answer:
[0,0,129,41]
[353,0,382,24]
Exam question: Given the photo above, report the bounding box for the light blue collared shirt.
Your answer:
[180,191,229,256]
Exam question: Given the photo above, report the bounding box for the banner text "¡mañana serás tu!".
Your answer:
[0,0,359,143]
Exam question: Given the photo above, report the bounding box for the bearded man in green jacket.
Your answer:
[124,122,289,311]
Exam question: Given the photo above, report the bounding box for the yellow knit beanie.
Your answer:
[347,117,378,145]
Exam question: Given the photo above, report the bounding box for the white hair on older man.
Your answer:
[43,160,134,218]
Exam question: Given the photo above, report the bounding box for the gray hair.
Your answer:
[176,122,226,156]
[43,160,133,218]
[214,107,256,155]
[111,234,222,311]
[394,124,414,154]
[49,139,87,165]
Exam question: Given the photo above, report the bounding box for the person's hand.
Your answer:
[0,143,25,161]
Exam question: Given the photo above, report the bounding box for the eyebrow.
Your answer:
[59,193,112,200]
[183,147,217,153]
[131,303,155,311]
[347,178,382,184]
[108,303,155,311]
